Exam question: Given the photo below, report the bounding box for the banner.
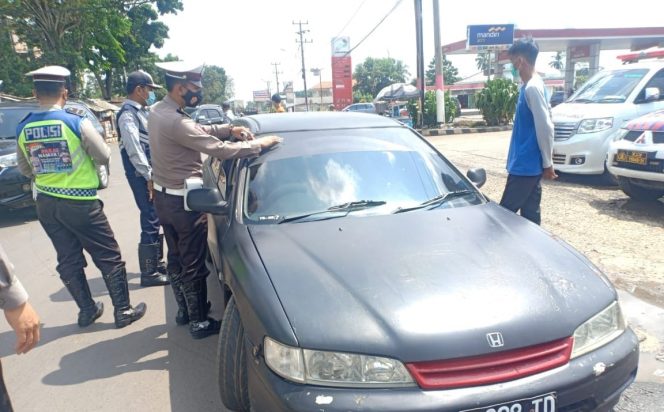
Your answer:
[331,37,352,110]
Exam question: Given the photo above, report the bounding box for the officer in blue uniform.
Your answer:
[15,66,146,328]
[118,70,170,287]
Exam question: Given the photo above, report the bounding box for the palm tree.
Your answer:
[550,52,565,71]
[475,52,493,80]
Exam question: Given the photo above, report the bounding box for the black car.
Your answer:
[186,112,638,412]
[0,100,109,211]
[191,104,229,125]
[550,90,566,107]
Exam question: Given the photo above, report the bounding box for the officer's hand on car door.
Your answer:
[230,126,254,141]
[257,135,283,150]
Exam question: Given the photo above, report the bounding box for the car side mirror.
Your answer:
[186,188,229,215]
[466,168,487,188]
[644,87,660,102]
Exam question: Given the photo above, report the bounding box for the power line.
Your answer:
[342,0,403,57]
[334,0,368,38]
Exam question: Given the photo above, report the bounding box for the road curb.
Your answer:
[420,125,512,136]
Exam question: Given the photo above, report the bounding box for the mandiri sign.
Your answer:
[467,24,514,51]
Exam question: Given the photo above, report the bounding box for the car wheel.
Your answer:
[218,295,250,412]
[618,177,664,201]
[97,164,109,189]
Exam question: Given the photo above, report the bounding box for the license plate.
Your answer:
[616,150,647,165]
[460,392,556,412]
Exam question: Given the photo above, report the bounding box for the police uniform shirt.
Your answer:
[148,95,261,190]
[118,99,152,181]
[0,244,29,310]
[16,104,111,179]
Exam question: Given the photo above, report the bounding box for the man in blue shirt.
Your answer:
[500,39,557,225]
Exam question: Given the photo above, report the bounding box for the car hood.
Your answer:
[552,102,633,122]
[249,203,616,362]
[0,139,17,157]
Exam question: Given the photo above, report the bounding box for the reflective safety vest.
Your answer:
[17,109,99,200]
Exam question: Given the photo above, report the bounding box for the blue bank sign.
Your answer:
[467,24,514,51]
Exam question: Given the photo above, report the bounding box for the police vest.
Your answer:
[117,103,151,162]
[17,109,99,200]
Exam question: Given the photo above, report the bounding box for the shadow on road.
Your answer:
[588,197,664,228]
[554,172,618,190]
[48,272,144,303]
[0,207,37,228]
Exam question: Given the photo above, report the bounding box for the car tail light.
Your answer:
[405,337,573,389]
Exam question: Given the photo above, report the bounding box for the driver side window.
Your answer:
[210,158,227,200]
[638,69,664,102]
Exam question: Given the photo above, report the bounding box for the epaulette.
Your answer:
[177,108,192,118]
[65,107,86,117]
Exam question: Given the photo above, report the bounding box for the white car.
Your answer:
[552,61,664,178]
[607,109,664,200]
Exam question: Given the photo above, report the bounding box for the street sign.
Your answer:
[467,24,514,51]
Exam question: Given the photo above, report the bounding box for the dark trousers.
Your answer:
[0,359,13,412]
[36,194,124,280]
[499,174,543,225]
[153,191,207,283]
[121,149,160,245]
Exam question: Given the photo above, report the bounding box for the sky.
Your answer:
[156,0,663,102]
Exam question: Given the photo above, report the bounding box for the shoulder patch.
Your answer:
[65,107,86,117]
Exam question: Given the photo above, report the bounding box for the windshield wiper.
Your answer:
[569,98,594,103]
[393,190,474,214]
[278,200,386,224]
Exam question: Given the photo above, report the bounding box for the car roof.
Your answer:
[234,112,404,135]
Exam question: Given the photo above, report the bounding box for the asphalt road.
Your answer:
[0,139,662,411]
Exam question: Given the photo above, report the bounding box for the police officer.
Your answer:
[15,66,146,328]
[118,70,170,287]
[149,62,281,339]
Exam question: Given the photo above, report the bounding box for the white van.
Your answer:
[551,61,664,177]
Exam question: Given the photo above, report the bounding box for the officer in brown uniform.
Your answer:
[149,62,281,339]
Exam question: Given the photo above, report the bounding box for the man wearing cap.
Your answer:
[118,70,170,288]
[149,61,281,339]
[270,93,286,113]
[15,65,146,329]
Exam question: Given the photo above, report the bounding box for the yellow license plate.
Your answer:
[616,150,647,165]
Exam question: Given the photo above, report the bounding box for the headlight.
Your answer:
[571,301,625,359]
[0,153,18,168]
[577,117,613,134]
[610,128,629,142]
[264,337,414,387]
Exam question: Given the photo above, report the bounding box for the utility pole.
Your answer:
[311,68,323,110]
[294,20,312,111]
[433,0,445,124]
[414,0,425,127]
[271,62,282,94]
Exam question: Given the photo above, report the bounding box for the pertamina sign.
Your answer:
[467,24,515,51]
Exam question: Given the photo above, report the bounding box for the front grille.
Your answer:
[553,154,567,165]
[554,122,578,140]
[405,337,573,390]
[614,160,664,173]
[623,130,664,143]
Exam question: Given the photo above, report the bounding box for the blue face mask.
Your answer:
[146,90,156,106]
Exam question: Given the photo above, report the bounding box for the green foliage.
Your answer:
[353,91,373,103]
[475,53,492,72]
[475,78,518,126]
[353,57,409,98]
[425,56,460,86]
[202,65,234,104]
[2,0,183,99]
[406,91,458,128]
[0,16,34,96]
[549,51,565,71]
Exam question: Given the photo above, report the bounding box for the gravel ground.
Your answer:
[428,131,664,308]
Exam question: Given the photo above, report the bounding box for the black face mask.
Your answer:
[183,89,203,107]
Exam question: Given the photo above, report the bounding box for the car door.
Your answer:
[634,68,664,116]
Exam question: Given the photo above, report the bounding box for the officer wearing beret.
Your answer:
[149,62,281,339]
[15,66,146,329]
[118,70,170,287]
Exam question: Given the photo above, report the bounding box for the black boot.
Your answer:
[156,234,167,275]
[62,272,104,327]
[182,279,220,339]
[103,267,147,328]
[171,275,211,326]
[138,243,170,287]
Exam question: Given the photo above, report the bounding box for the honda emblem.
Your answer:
[486,332,505,348]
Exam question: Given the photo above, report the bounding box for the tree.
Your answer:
[201,65,234,104]
[475,52,492,73]
[425,56,460,86]
[550,52,565,71]
[353,57,409,99]
[3,0,183,99]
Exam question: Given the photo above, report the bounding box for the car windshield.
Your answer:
[569,68,648,103]
[0,107,33,139]
[243,128,482,224]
